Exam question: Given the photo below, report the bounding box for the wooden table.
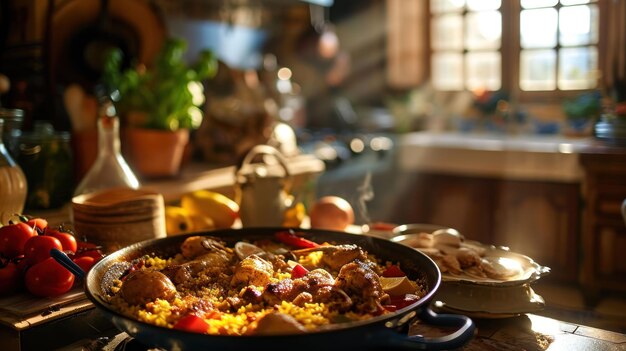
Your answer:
[29,310,623,350]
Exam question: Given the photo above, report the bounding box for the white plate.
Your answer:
[391,232,550,286]
[439,240,550,286]
[433,282,546,318]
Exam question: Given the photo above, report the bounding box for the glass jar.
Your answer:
[17,122,73,209]
[73,100,139,196]
[0,118,27,224]
[0,108,24,159]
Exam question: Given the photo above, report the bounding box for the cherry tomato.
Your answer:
[0,222,36,258]
[74,242,104,262]
[382,265,406,278]
[23,235,63,265]
[0,260,21,295]
[388,294,420,310]
[26,218,48,234]
[45,227,78,253]
[25,257,75,297]
[173,314,209,333]
[72,256,96,273]
[291,263,309,279]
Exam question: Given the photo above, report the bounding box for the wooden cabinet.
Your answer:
[391,173,581,282]
[579,150,626,302]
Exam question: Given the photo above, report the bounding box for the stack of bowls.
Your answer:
[72,187,166,253]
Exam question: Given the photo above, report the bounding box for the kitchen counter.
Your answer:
[397,132,594,182]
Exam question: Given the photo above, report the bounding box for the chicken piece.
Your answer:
[231,254,273,287]
[162,250,233,285]
[121,269,177,306]
[262,268,335,306]
[253,312,307,335]
[440,254,463,275]
[334,260,389,313]
[313,285,352,312]
[263,278,299,306]
[438,246,482,269]
[181,236,229,259]
[303,268,335,288]
[292,292,313,306]
[293,244,367,270]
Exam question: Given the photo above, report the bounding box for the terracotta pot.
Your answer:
[124,128,190,178]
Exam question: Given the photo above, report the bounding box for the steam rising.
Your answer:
[357,172,374,224]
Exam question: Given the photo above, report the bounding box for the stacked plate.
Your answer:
[72,187,167,253]
[390,224,550,318]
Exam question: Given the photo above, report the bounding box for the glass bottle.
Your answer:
[73,99,139,196]
[0,118,28,224]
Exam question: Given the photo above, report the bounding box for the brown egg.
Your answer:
[309,196,355,231]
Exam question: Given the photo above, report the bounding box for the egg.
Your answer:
[309,196,355,231]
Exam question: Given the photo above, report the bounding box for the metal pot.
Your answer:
[83,227,475,350]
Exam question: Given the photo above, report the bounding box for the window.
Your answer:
[429,0,600,96]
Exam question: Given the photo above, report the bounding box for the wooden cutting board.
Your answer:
[0,287,91,330]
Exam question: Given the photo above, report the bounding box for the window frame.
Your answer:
[425,0,609,104]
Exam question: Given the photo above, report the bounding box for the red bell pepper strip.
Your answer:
[275,231,320,249]
[173,314,209,334]
[291,263,309,279]
[382,265,406,277]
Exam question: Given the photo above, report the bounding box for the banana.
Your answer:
[180,190,239,229]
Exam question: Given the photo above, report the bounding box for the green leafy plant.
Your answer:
[102,38,218,131]
[562,91,602,121]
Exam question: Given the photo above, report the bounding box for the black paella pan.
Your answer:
[80,227,475,350]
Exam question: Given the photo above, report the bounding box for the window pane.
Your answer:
[467,0,501,11]
[521,0,558,9]
[559,5,598,46]
[520,49,557,90]
[466,52,501,90]
[432,14,464,50]
[561,0,592,5]
[558,47,598,90]
[466,11,501,49]
[431,0,465,14]
[520,8,558,48]
[432,53,464,90]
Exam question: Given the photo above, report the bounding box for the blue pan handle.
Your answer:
[51,248,86,280]
[380,306,475,350]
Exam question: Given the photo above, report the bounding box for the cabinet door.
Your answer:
[492,180,580,282]
[420,174,493,244]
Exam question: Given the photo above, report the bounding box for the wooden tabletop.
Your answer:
[411,313,626,351]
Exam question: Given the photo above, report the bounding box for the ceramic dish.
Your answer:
[432,282,545,318]
[391,224,550,287]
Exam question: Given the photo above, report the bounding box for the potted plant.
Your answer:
[562,91,602,136]
[102,38,217,178]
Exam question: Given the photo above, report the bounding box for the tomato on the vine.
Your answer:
[73,256,96,273]
[75,242,104,262]
[23,235,63,265]
[25,257,75,297]
[26,217,48,233]
[0,222,36,258]
[0,260,21,295]
[45,227,77,253]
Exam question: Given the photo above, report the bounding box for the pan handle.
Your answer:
[379,306,475,350]
[51,248,86,279]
